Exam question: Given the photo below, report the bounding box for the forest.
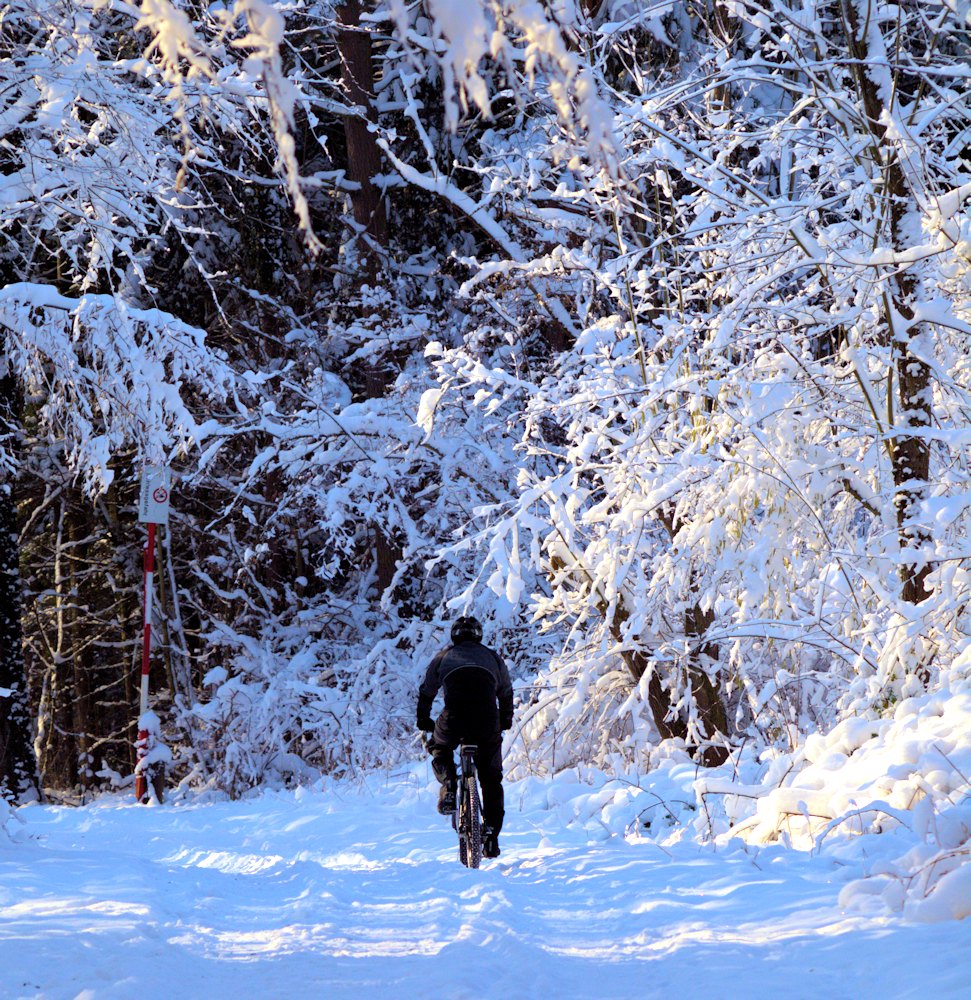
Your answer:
[0,0,969,896]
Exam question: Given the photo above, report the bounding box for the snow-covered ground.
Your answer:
[3,760,969,1000]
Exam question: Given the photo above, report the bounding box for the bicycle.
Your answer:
[452,742,482,869]
[423,733,486,868]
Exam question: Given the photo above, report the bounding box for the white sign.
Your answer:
[138,466,172,524]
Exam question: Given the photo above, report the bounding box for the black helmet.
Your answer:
[451,615,483,644]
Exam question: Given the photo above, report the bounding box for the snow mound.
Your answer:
[699,660,971,922]
[518,649,971,923]
[703,686,971,849]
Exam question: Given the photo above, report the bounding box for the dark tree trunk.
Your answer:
[843,0,932,608]
[887,187,932,607]
[69,507,94,795]
[658,509,731,764]
[337,0,387,280]
[336,3,400,593]
[552,554,731,766]
[0,373,37,801]
[100,477,142,776]
[708,2,739,113]
[612,605,729,768]
[684,602,730,766]
[890,276,932,607]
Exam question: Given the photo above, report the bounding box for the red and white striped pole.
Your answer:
[134,520,156,803]
[135,466,170,803]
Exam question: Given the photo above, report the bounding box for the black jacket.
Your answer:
[417,640,513,734]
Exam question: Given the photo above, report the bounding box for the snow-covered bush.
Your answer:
[505,644,970,921]
[684,643,971,921]
[177,621,341,797]
[413,0,971,772]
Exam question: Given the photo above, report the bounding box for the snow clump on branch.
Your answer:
[390,0,618,172]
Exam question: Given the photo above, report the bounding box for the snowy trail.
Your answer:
[2,770,969,1000]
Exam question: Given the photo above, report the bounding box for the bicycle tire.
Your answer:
[459,774,482,869]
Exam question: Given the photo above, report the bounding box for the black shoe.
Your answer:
[438,782,456,815]
[482,827,500,858]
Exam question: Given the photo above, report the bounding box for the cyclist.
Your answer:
[417,615,513,859]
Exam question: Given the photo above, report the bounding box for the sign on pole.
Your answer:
[135,465,171,802]
[138,466,171,524]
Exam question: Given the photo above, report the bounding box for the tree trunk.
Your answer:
[551,553,730,766]
[337,0,387,280]
[887,191,932,606]
[684,602,730,766]
[0,373,38,801]
[842,0,932,608]
[336,2,400,593]
[610,614,728,767]
[69,506,93,796]
[101,477,141,776]
[38,498,74,788]
[708,2,739,115]
[660,509,730,764]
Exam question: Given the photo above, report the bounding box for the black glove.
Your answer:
[417,714,435,733]
[500,712,513,732]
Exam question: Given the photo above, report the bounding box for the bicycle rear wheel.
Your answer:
[458,774,482,869]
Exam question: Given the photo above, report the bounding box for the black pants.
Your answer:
[429,711,504,834]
